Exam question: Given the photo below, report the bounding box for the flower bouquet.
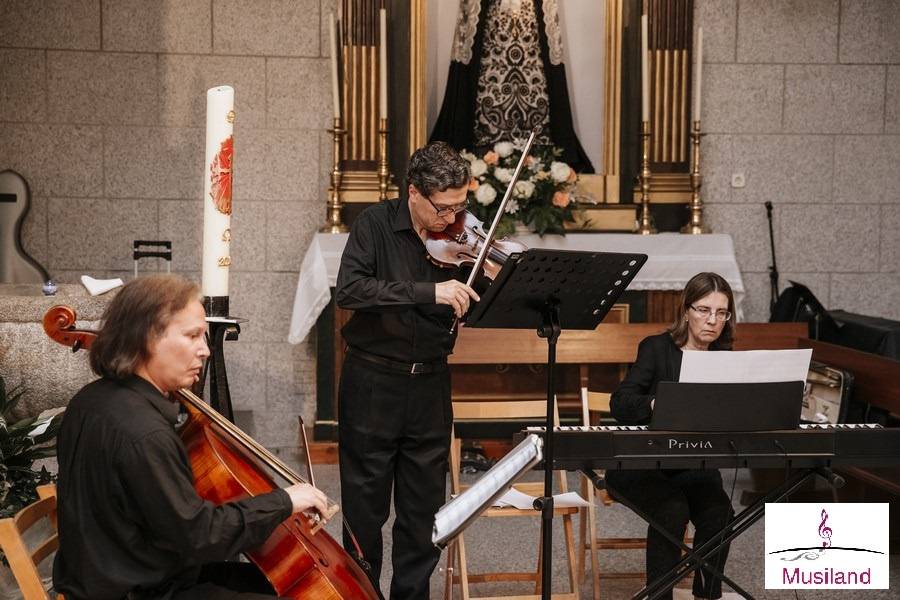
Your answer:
[461,141,578,237]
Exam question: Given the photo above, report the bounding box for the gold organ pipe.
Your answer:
[662,49,670,161]
[369,45,377,159]
[679,48,688,162]
[673,49,680,162]
[348,1,356,159]
[673,49,681,163]
[612,0,622,175]
[653,50,661,162]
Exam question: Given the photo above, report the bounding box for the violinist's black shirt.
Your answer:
[53,375,292,600]
[336,197,459,362]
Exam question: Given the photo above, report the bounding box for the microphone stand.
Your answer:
[765,201,779,317]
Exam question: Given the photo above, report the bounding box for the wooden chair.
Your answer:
[571,305,656,600]
[575,381,692,600]
[444,397,582,600]
[0,484,60,600]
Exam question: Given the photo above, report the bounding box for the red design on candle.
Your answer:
[209,135,233,215]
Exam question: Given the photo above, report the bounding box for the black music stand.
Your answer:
[466,248,647,599]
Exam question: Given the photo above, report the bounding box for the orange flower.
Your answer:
[552,191,570,208]
[484,151,499,165]
[567,168,578,183]
[468,177,479,191]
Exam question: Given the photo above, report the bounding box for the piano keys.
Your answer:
[523,423,900,471]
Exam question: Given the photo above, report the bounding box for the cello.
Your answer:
[42,305,381,600]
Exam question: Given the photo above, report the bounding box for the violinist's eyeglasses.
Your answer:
[689,305,732,322]
[425,195,469,217]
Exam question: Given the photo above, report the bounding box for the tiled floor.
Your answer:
[308,464,898,599]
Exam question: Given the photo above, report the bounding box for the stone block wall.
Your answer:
[2,1,899,453]
[696,0,900,322]
[0,0,337,454]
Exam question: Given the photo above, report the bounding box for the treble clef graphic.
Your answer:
[818,508,833,548]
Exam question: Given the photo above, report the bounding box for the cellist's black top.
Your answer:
[336,198,459,362]
[53,375,292,600]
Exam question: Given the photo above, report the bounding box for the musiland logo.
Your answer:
[764,503,889,589]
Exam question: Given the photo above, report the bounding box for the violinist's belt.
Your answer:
[348,347,447,375]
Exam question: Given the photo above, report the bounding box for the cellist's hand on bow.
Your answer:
[435,280,480,318]
[285,482,329,516]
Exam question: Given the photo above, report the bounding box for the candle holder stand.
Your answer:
[377,117,391,202]
[638,120,656,235]
[320,117,348,233]
[682,120,708,234]
[195,295,247,423]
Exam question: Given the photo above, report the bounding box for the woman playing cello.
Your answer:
[51,274,345,600]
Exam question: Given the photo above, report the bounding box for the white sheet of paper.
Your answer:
[679,349,812,384]
[493,488,590,509]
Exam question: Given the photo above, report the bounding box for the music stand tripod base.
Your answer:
[465,248,647,599]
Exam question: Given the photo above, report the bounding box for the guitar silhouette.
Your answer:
[0,170,50,284]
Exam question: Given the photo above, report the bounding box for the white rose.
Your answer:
[504,199,520,214]
[494,141,515,158]
[514,180,535,199]
[550,161,572,183]
[474,183,497,206]
[470,159,488,177]
[494,168,513,183]
[460,150,476,162]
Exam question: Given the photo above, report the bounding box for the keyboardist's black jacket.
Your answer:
[610,332,726,425]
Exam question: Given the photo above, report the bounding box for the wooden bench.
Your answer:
[447,321,807,446]
[798,339,900,545]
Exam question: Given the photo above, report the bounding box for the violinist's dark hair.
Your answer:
[668,271,736,350]
[406,141,471,197]
[90,275,202,379]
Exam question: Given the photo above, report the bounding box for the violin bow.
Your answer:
[451,129,538,333]
[464,129,538,289]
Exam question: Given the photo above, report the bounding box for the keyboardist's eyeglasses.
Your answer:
[689,305,732,322]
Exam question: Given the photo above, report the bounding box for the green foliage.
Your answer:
[462,143,578,237]
[0,375,63,519]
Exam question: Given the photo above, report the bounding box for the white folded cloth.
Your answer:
[81,275,124,296]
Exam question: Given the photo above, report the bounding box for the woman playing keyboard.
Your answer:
[606,271,737,600]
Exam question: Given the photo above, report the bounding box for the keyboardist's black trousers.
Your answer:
[605,468,734,599]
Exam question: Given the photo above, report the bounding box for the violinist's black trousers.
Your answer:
[338,352,453,600]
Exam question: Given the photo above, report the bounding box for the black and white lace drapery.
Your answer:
[430,0,594,173]
[473,0,551,147]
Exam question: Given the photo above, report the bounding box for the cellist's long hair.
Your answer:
[90,275,201,379]
[667,272,736,350]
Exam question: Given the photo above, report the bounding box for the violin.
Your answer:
[43,305,381,600]
[425,130,538,331]
[424,211,527,281]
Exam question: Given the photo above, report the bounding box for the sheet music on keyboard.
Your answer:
[680,348,812,383]
[432,433,543,548]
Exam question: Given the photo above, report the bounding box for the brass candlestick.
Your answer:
[377,117,390,202]
[320,117,348,233]
[682,120,708,234]
[638,120,656,235]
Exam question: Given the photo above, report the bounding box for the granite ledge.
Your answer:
[0,283,113,322]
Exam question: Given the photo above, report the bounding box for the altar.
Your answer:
[288,231,746,345]
[288,231,746,440]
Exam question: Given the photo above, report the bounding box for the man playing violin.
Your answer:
[53,275,329,600]
[336,141,480,598]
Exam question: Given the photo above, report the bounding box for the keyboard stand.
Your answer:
[586,466,843,600]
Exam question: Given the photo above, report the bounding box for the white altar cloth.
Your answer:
[288,232,745,344]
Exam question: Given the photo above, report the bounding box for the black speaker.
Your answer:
[769,280,839,341]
